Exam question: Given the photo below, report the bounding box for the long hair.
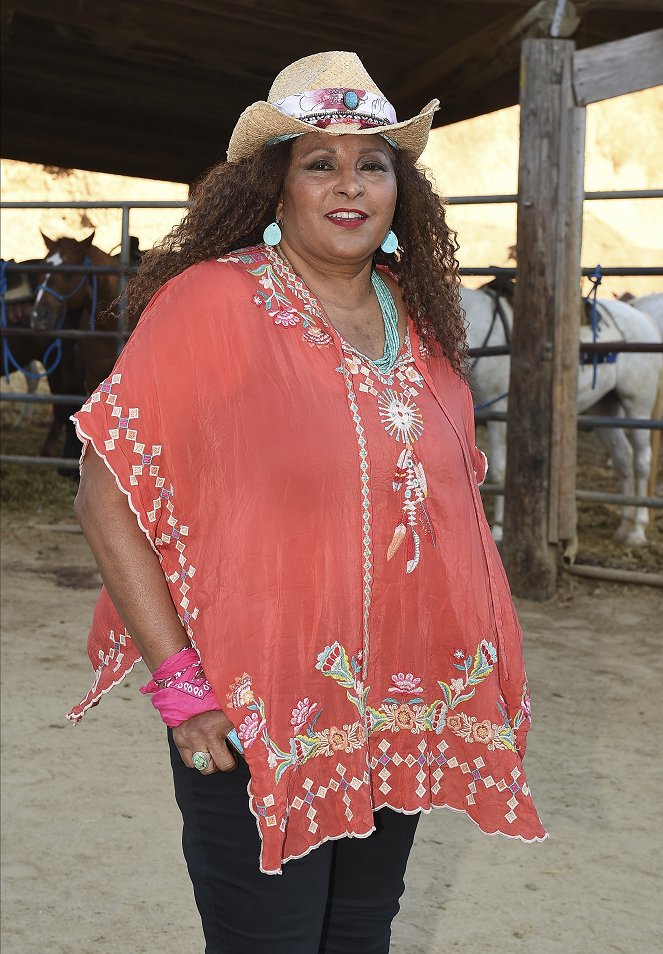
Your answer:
[125,140,466,375]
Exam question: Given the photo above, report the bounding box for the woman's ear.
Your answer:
[275,199,284,222]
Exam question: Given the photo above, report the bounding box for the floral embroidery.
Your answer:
[318,724,360,754]
[238,711,267,748]
[302,325,334,347]
[290,697,319,731]
[445,712,515,751]
[390,672,423,693]
[380,702,427,734]
[227,638,518,786]
[272,308,301,327]
[227,672,254,709]
[246,246,334,347]
[248,263,306,326]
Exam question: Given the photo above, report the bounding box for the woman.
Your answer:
[70,51,546,953]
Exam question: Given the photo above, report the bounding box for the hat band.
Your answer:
[272,87,397,130]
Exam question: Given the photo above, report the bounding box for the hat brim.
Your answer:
[227,99,439,163]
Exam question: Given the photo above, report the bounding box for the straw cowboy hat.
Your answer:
[227,51,439,163]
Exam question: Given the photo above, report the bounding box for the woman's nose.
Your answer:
[333,169,364,199]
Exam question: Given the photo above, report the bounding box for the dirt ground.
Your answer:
[1,508,661,954]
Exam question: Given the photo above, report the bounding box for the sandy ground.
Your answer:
[1,518,661,954]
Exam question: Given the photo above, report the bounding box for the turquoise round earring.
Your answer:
[263,221,282,246]
[380,229,399,254]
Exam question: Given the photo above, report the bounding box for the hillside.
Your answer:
[1,86,661,298]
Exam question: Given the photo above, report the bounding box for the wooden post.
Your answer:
[503,38,585,599]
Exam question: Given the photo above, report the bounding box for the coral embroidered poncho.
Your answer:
[69,245,547,873]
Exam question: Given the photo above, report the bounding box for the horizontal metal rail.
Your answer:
[4,191,660,210]
[4,263,661,279]
[460,267,663,277]
[1,393,87,405]
[575,490,663,508]
[469,345,511,357]
[3,262,131,275]
[1,327,126,341]
[579,341,663,354]
[0,454,79,469]
[578,415,663,431]
[564,564,663,588]
[445,189,663,204]
[480,483,662,508]
[0,201,188,210]
[474,409,663,430]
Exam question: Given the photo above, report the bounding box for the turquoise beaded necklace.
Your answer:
[370,269,400,374]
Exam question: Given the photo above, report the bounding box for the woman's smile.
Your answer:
[325,208,369,229]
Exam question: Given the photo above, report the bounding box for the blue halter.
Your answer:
[0,255,99,382]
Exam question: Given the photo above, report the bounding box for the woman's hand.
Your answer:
[172,709,240,774]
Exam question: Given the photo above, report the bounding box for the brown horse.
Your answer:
[24,233,121,458]
[33,232,121,388]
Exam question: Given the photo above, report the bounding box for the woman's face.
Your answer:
[277,132,397,268]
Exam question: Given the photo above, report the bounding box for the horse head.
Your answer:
[30,232,96,330]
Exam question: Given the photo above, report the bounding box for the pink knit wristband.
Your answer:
[140,647,222,727]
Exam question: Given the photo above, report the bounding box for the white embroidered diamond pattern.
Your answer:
[79,373,200,637]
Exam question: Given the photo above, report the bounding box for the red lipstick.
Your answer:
[325,208,368,229]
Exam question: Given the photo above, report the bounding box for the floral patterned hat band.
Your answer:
[227,51,439,163]
[273,87,398,131]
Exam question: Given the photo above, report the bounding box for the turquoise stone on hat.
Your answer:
[343,90,359,110]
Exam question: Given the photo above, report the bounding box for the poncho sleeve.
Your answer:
[68,261,224,722]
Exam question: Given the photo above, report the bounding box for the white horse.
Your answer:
[462,286,663,547]
[631,293,663,498]
[631,292,663,337]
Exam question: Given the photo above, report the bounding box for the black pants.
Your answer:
[169,732,420,954]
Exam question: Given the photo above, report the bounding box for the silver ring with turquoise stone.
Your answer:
[192,750,212,772]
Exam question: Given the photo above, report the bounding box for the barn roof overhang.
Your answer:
[1,0,661,184]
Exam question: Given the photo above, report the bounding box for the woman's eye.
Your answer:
[361,162,387,172]
[309,160,333,171]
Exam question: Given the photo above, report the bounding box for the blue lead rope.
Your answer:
[0,255,99,382]
[474,391,509,411]
[585,264,603,389]
[1,259,64,382]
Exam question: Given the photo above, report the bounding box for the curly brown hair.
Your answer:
[125,141,466,375]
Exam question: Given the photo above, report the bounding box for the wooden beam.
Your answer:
[397,0,580,100]
[573,29,663,104]
[575,0,663,10]
[549,102,585,551]
[503,39,585,599]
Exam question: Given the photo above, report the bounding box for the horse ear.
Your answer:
[81,231,96,248]
[41,231,56,251]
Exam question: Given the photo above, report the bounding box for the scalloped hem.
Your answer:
[248,783,548,875]
[67,653,143,723]
[66,413,155,723]
[71,415,161,556]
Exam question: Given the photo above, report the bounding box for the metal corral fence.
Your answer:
[2,194,662,505]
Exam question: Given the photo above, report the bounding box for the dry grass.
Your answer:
[575,428,662,573]
[0,376,78,522]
